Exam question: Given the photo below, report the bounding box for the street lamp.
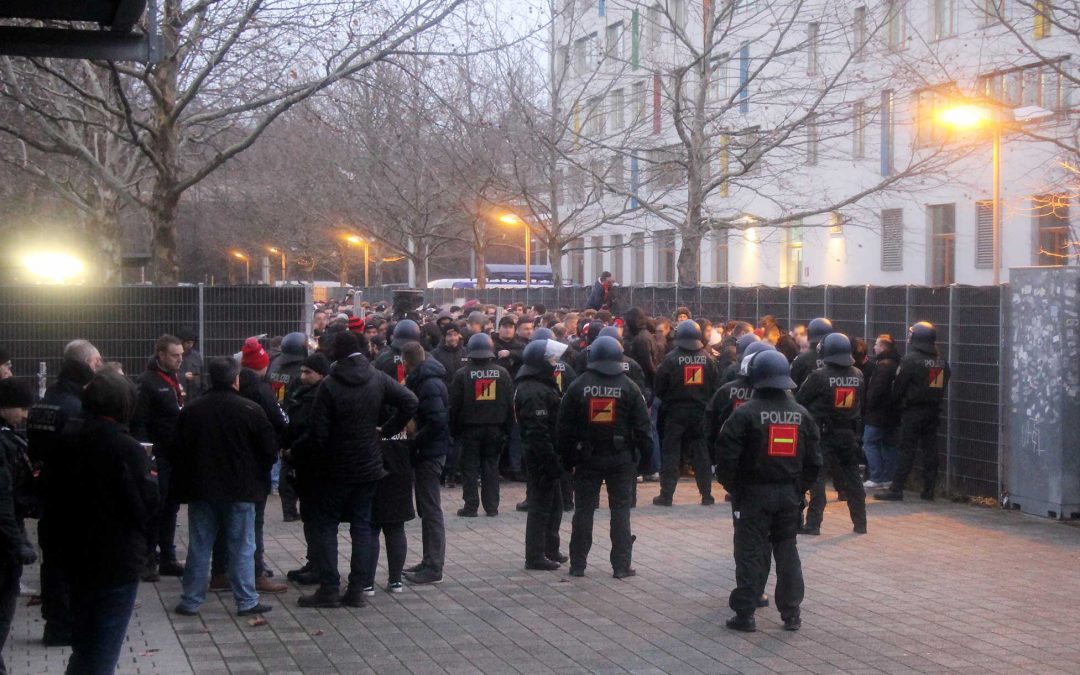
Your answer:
[936,102,1052,285]
[343,234,370,287]
[231,250,251,284]
[268,246,286,282]
[498,212,531,289]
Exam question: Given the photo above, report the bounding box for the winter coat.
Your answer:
[585,279,610,310]
[27,359,92,465]
[431,338,468,386]
[239,368,288,450]
[49,416,159,588]
[372,439,415,525]
[405,358,451,460]
[309,354,418,485]
[170,387,280,503]
[131,358,182,451]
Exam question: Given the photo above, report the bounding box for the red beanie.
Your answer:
[348,316,365,334]
[241,337,269,371]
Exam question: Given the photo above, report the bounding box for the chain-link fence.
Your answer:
[0,284,311,388]
[356,283,1005,499]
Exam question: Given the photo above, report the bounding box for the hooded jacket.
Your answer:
[405,358,451,460]
[309,354,418,484]
[131,357,182,450]
[27,358,93,465]
[864,347,901,427]
[431,335,468,385]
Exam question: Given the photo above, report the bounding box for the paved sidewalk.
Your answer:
[7,480,1080,674]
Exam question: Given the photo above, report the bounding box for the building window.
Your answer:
[886,0,906,49]
[914,87,953,147]
[981,0,1006,26]
[554,168,565,206]
[1034,194,1073,265]
[880,89,894,177]
[829,211,845,236]
[853,6,867,60]
[586,96,604,137]
[852,100,866,159]
[630,156,640,208]
[631,232,645,283]
[738,43,750,113]
[708,52,730,102]
[606,21,623,64]
[933,0,957,40]
[556,45,569,80]
[671,0,686,31]
[928,203,956,285]
[609,89,625,130]
[647,3,663,57]
[806,114,819,165]
[591,236,604,278]
[979,59,1067,113]
[712,229,729,283]
[652,71,662,134]
[975,200,993,269]
[782,224,804,286]
[569,165,586,203]
[570,237,586,284]
[608,153,624,191]
[648,145,685,189]
[573,36,588,75]
[881,208,904,271]
[1034,1,1052,39]
[734,126,762,175]
[806,22,819,75]
[656,229,676,283]
[611,234,625,280]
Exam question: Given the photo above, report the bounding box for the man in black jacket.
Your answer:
[28,340,99,646]
[299,332,418,608]
[585,271,614,311]
[171,358,279,618]
[132,335,186,581]
[862,335,901,488]
[401,343,449,586]
[431,324,468,386]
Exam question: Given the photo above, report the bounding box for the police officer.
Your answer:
[653,320,719,506]
[719,333,763,385]
[449,334,513,517]
[705,340,775,464]
[795,333,867,534]
[270,331,307,522]
[715,350,822,633]
[374,320,422,385]
[558,337,650,578]
[790,317,833,390]
[516,340,566,570]
[875,322,951,502]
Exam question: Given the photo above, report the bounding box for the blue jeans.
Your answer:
[180,501,258,612]
[648,401,662,475]
[863,425,900,484]
[67,581,139,675]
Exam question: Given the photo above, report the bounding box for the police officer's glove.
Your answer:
[19,543,37,566]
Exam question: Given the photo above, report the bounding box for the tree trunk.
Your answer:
[548,239,564,287]
[86,209,124,284]
[150,0,181,284]
[677,229,702,288]
[412,253,428,289]
[475,245,486,289]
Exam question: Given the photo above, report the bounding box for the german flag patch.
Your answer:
[833,387,856,410]
[683,364,704,386]
[928,367,944,389]
[475,379,497,401]
[588,398,616,424]
[768,424,799,457]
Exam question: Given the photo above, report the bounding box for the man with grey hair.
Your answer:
[29,338,101,647]
[62,340,103,372]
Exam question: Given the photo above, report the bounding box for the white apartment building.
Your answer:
[550,0,1076,287]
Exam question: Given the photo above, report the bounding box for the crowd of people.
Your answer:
[0,284,952,671]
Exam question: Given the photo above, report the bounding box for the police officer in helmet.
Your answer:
[795,333,867,534]
[790,317,833,390]
[557,336,650,578]
[875,322,951,502]
[516,340,568,570]
[448,333,513,517]
[716,350,821,632]
[652,320,719,506]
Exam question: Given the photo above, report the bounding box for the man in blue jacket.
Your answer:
[401,343,449,586]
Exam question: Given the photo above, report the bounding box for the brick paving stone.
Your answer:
[6,480,1080,673]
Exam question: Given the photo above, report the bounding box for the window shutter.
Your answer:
[881,208,903,271]
[975,200,993,268]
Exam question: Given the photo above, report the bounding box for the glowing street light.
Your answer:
[496,212,532,288]
[231,250,251,284]
[21,251,85,285]
[341,233,370,287]
[267,246,286,281]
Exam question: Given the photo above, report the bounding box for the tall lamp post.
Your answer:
[231,250,250,284]
[343,234,370,287]
[498,213,531,289]
[268,246,286,282]
[937,103,1053,285]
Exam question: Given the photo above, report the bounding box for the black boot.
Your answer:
[298,586,341,608]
